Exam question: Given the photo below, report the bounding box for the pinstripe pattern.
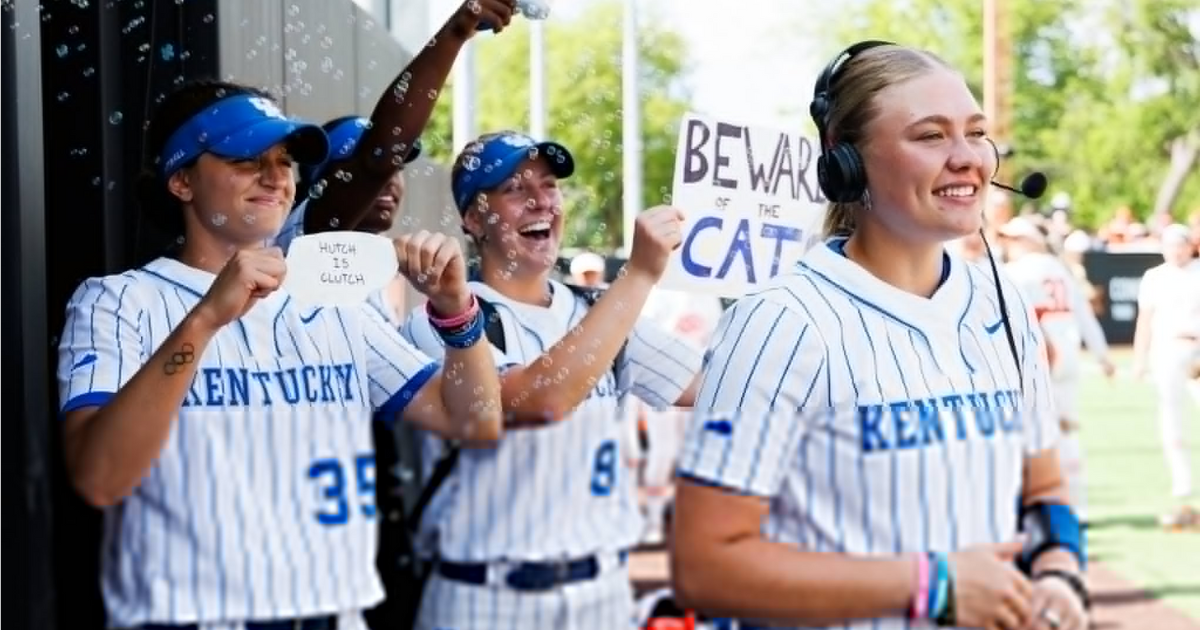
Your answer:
[399,279,703,630]
[56,257,439,628]
[681,239,1059,630]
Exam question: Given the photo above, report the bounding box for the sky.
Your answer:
[425,0,825,131]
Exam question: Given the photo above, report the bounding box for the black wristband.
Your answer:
[935,571,956,626]
[1035,569,1091,610]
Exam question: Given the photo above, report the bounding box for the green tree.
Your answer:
[797,0,1200,228]
[422,0,692,251]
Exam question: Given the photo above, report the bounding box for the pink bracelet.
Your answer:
[912,553,931,620]
[426,294,480,329]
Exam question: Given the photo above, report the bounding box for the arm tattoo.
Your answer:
[163,342,196,375]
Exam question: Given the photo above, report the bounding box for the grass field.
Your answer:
[1076,349,1200,620]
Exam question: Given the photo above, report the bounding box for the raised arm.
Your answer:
[61,250,286,507]
[302,0,516,235]
[498,206,685,422]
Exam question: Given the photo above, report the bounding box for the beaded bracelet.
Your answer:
[434,309,485,349]
[426,294,480,329]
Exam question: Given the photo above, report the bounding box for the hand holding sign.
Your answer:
[626,205,687,282]
[661,112,827,298]
[283,232,398,306]
[194,247,288,329]
[394,230,471,316]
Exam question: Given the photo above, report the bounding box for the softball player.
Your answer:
[672,42,1088,630]
[998,216,1115,523]
[56,80,504,630]
[1132,223,1200,529]
[400,130,706,630]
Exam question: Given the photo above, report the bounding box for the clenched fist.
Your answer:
[395,230,471,316]
[194,248,287,330]
[626,205,687,282]
[442,0,517,39]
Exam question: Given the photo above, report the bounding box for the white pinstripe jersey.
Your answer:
[681,239,1059,630]
[400,279,704,562]
[56,257,439,628]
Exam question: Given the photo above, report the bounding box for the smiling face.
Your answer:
[464,157,565,278]
[168,142,297,246]
[356,170,406,234]
[859,68,996,244]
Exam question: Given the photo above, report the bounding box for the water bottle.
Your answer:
[477,0,550,31]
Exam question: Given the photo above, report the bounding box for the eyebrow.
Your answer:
[907,113,988,128]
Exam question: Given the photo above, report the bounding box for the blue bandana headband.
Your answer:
[300,116,424,186]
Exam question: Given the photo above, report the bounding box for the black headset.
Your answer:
[809,40,897,203]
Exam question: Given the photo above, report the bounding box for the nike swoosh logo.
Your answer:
[703,420,733,436]
[984,319,1004,334]
[71,353,98,370]
[300,308,323,324]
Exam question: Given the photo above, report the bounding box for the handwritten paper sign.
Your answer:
[660,112,828,298]
[283,232,397,306]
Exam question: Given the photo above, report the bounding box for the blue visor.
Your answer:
[300,116,423,185]
[451,131,575,212]
[158,94,329,177]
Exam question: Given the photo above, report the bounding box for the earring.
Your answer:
[861,189,872,212]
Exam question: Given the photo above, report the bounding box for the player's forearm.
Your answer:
[304,27,468,233]
[672,538,914,624]
[63,311,219,507]
[439,342,504,441]
[501,269,656,422]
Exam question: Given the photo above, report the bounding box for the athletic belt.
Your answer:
[437,550,628,591]
[141,616,336,630]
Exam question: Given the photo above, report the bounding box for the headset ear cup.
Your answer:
[824,143,867,203]
[816,153,836,201]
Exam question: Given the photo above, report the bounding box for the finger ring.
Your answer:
[1041,607,1062,628]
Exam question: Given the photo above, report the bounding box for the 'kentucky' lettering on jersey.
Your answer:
[858,389,1022,453]
[181,363,357,408]
[55,257,442,628]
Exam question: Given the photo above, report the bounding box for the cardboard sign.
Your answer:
[283,232,397,306]
[660,112,827,298]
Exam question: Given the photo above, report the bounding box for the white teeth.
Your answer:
[518,220,551,234]
[935,186,976,197]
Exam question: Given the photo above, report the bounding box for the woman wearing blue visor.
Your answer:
[53,78,506,630]
[398,130,706,629]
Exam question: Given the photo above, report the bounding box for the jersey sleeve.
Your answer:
[677,295,826,497]
[354,302,441,421]
[623,317,705,409]
[271,199,308,254]
[1008,279,1061,454]
[57,274,149,415]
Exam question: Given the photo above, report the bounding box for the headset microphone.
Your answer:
[990,172,1048,200]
